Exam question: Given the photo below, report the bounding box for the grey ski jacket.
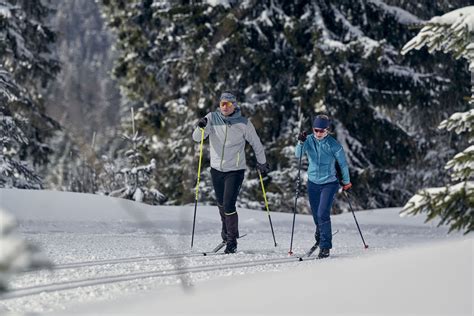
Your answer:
[192,108,266,172]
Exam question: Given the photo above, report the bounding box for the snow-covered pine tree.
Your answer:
[99,108,166,204]
[401,6,474,233]
[0,0,61,184]
[0,68,42,188]
[0,208,50,292]
[99,1,470,214]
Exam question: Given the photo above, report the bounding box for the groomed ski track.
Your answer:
[2,250,321,300]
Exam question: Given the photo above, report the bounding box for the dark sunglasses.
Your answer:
[313,128,327,133]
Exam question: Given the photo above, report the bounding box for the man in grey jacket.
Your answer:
[192,92,269,253]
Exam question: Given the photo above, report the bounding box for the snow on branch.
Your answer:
[99,108,166,205]
[367,0,422,25]
[438,109,474,140]
[401,7,474,234]
[0,68,21,103]
[445,145,474,181]
[401,181,474,234]
[401,6,474,70]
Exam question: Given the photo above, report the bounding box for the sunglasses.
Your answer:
[220,101,233,107]
[313,128,327,133]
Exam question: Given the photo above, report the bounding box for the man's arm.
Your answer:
[244,120,266,164]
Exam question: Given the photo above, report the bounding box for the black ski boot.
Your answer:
[318,248,330,259]
[224,240,237,254]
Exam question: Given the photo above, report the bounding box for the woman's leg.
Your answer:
[307,181,322,244]
[317,181,339,250]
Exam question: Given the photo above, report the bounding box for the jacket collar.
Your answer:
[216,107,243,125]
[310,133,329,143]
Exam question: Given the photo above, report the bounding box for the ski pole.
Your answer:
[191,128,205,248]
[258,170,277,247]
[343,191,369,249]
[289,144,304,255]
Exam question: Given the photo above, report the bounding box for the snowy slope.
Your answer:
[0,188,471,315]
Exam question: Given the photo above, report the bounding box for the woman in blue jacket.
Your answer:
[295,114,352,258]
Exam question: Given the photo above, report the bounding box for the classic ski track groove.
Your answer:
[28,251,222,271]
[3,254,317,300]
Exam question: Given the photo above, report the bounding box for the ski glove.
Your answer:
[197,117,208,128]
[342,182,352,191]
[297,131,307,143]
[257,162,270,176]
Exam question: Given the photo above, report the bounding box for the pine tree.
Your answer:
[0,68,42,188]
[99,109,166,204]
[0,0,60,187]
[401,6,474,233]
[99,1,471,214]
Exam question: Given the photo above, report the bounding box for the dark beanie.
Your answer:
[313,116,330,129]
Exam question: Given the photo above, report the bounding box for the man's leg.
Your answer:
[222,170,245,253]
[210,168,227,241]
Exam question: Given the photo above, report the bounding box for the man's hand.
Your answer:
[257,162,270,176]
[197,117,208,128]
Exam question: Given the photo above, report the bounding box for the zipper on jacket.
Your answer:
[236,151,240,167]
[220,124,228,170]
[317,140,320,175]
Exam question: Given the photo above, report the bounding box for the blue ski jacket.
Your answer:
[295,134,350,185]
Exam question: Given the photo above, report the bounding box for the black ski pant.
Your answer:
[210,168,245,243]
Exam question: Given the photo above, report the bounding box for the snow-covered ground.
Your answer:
[0,188,471,315]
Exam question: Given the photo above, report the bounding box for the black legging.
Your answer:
[210,168,245,242]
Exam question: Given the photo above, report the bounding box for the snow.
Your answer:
[446,145,474,179]
[439,109,474,135]
[205,0,231,9]
[75,238,472,316]
[401,6,474,70]
[402,181,474,217]
[0,208,50,292]
[430,6,474,31]
[367,0,422,25]
[0,5,11,19]
[0,188,471,315]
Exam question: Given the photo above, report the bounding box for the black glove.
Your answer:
[297,131,307,142]
[257,162,270,176]
[197,117,208,128]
